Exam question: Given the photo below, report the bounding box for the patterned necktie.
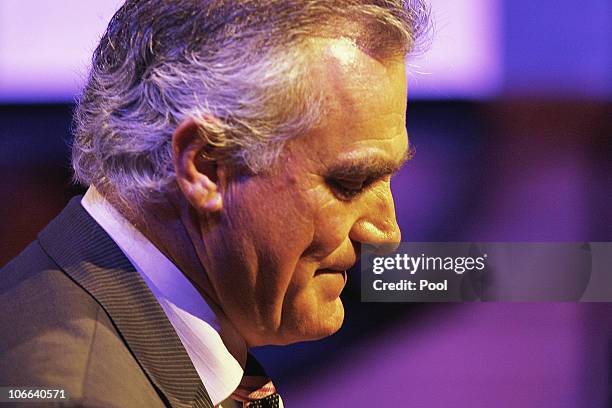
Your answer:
[231,354,283,408]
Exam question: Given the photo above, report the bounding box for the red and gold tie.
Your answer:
[231,354,283,408]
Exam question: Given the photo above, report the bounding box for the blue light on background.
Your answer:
[503,0,612,98]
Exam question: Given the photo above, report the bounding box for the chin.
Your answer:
[279,298,345,345]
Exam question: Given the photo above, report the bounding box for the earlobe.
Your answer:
[182,171,224,213]
[172,117,224,214]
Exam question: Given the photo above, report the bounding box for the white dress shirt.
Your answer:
[82,187,245,407]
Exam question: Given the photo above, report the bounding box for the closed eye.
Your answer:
[324,147,412,200]
[326,176,378,200]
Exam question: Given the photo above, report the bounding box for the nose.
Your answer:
[349,184,401,255]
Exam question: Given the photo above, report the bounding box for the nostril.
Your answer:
[375,238,400,255]
[362,241,399,256]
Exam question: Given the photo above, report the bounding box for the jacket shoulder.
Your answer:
[0,241,165,407]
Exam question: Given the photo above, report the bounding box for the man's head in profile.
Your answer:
[0,1,432,405]
[71,0,429,348]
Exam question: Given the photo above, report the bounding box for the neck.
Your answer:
[110,191,247,364]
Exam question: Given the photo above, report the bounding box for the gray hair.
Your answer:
[72,0,431,209]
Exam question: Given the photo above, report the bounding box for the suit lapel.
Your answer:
[38,197,213,408]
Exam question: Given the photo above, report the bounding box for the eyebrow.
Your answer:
[324,147,414,180]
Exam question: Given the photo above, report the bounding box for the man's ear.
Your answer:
[172,116,223,213]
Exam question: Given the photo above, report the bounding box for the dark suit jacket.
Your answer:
[0,197,213,408]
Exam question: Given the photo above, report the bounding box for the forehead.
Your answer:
[295,37,408,167]
[309,37,406,114]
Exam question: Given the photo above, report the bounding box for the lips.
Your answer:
[316,258,356,274]
[315,268,348,283]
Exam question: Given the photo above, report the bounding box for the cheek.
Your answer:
[214,174,354,343]
[219,178,320,324]
[275,196,356,341]
[224,175,315,243]
[302,197,358,259]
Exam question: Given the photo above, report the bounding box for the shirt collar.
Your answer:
[81,186,246,405]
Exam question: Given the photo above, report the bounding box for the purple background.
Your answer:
[0,1,611,407]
